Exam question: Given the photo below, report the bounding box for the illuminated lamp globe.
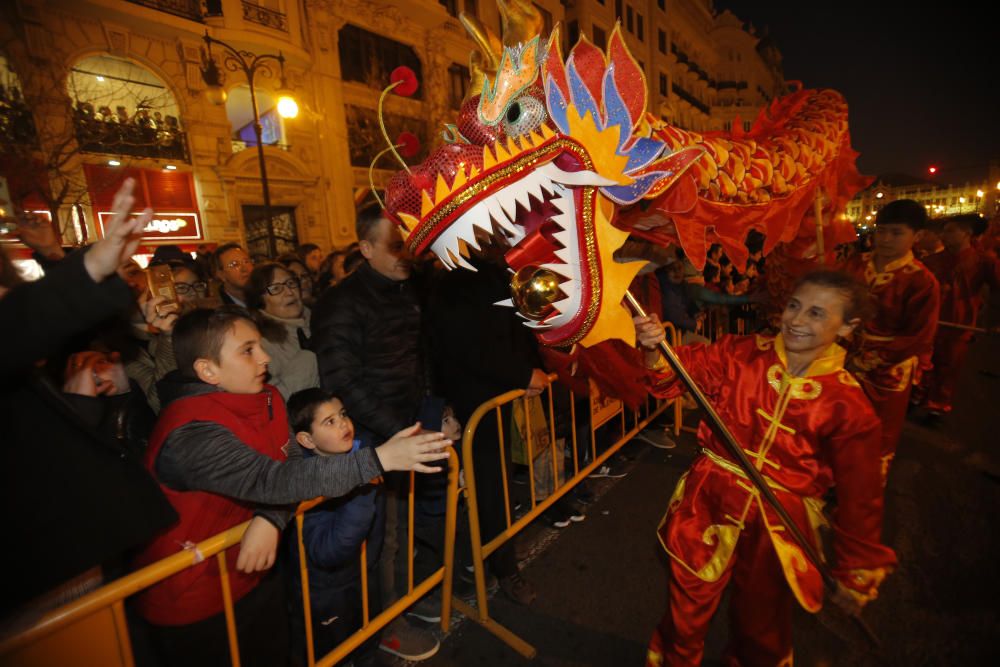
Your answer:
[277,92,299,119]
[204,84,228,106]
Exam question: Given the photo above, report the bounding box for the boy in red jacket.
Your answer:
[134,306,450,667]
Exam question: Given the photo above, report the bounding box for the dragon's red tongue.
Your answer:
[503,197,563,271]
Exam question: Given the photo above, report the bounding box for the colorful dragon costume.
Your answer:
[385,0,868,354]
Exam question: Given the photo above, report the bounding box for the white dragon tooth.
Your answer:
[493,210,520,238]
[493,298,516,308]
[554,247,573,264]
[541,262,574,279]
[552,228,572,248]
[537,163,618,186]
[484,195,506,223]
[524,319,553,330]
[434,246,455,270]
[453,252,477,271]
[497,188,520,221]
[550,296,576,317]
[537,177,556,197]
[455,215,483,251]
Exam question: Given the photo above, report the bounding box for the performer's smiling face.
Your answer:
[780,283,858,355]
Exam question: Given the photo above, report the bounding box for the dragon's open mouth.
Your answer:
[391,134,618,345]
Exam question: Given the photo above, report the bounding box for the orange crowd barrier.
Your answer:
[0,447,459,667]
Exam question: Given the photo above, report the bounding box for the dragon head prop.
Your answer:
[385,1,867,351]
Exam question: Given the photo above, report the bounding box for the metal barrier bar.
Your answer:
[457,374,670,657]
[2,447,460,667]
[216,551,241,667]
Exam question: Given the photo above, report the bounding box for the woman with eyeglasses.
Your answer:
[247,262,319,400]
[170,263,216,309]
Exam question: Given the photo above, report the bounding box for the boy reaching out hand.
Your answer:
[133,306,450,667]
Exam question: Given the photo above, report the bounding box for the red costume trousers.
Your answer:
[647,503,793,667]
[859,377,911,479]
[925,329,972,413]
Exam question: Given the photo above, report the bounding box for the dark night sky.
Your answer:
[714,2,997,185]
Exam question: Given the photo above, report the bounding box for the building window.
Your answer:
[339,24,423,100]
[438,0,458,17]
[534,3,553,35]
[567,20,579,48]
[744,120,751,132]
[345,104,427,168]
[67,54,188,162]
[724,120,732,132]
[448,63,469,110]
[658,0,665,11]
[658,29,666,54]
[626,6,633,32]
[615,0,623,20]
[659,73,667,96]
[590,25,605,50]
[463,0,478,18]
[637,13,644,41]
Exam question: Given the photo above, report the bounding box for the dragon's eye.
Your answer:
[501,96,545,137]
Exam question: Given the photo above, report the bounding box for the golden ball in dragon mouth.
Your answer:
[510,265,561,321]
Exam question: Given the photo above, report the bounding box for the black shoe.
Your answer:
[499,571,536,606]
[572,483,596,505]
[456,566,498,597]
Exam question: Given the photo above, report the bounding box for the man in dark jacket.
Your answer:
[311,204,437,661]
[0,177,176,612]
[426,255,548,605]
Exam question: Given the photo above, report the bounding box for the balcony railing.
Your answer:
[0,103,38,147]
[241,1,288,31]
[127,0,203,22]
[73,114,190,163]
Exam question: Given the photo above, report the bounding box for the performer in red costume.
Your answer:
[637,271,896,667]
[921,214,1000,419]
[842,199,940,478]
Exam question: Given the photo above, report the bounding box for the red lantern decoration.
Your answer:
[396,132,421,159]
[390,66,419,97]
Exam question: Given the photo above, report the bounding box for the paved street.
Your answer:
[411,332,1000,667]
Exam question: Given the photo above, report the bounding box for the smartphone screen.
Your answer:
[147,264,177,304]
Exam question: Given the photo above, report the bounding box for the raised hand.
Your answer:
[375,423,452,473]
[140,293,180,333]
[83,177,153,282]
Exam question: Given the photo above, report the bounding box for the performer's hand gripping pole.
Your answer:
[624,290,881,649]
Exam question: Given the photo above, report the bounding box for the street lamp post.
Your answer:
[200,31,297,258]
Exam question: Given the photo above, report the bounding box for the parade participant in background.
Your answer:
[921,214,1000,421]
[636,270,896,667]
[842,199,939,479]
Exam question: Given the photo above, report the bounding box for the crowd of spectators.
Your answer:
[4,178,997,666]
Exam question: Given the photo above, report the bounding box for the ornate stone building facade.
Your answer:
[1,0,784,255]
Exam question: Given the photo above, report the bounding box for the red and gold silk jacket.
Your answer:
[843,251,940,391]
[648,334,897,611]
[922,246,1000,327]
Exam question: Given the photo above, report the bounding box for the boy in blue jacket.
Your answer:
[285,388,394,665]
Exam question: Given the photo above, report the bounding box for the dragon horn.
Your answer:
[460,13,502,100]
[498,0,544,46]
